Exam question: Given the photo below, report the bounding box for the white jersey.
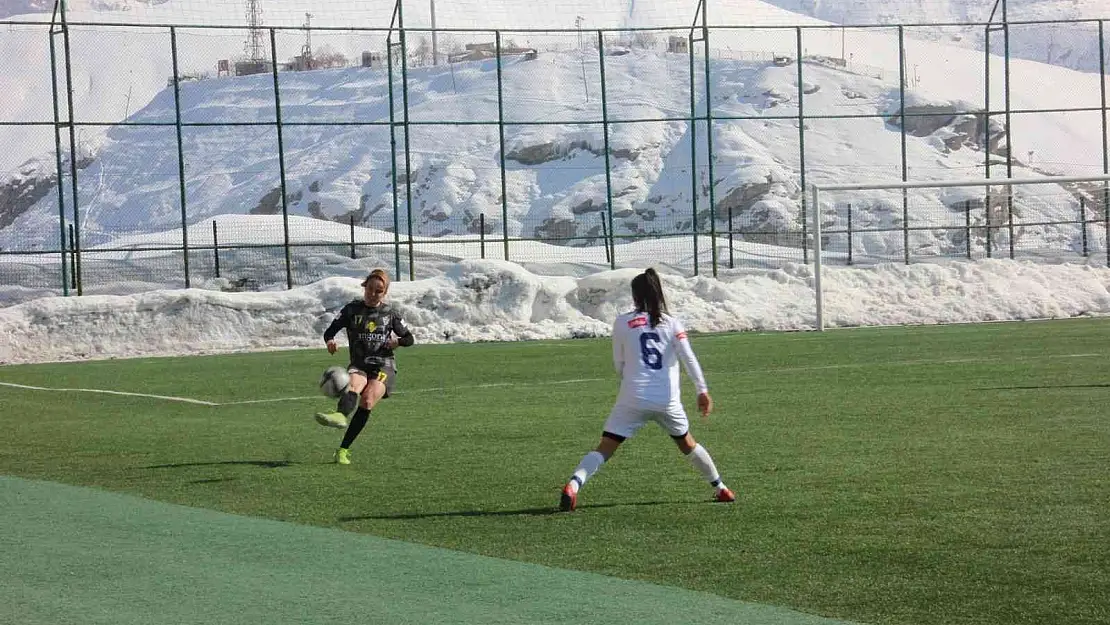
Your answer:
[611,310,708,410]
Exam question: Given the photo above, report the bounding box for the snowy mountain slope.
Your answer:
[760,0,1110,73]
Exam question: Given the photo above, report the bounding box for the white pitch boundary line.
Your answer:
[220,396,319,406]
[0,354,1100,407]
[0,381,219,405]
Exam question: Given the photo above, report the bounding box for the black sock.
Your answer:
[337,390,359,417]
[340,407,371,449]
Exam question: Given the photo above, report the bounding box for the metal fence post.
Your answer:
[349,215,356,259]
[1100,21,1108,267]
[48,20,69,295]
[687,30,699,276]
[986,193,993,258]
[1004,20,1016,261]
[797,26,807,266]
[1080,197,1088,257]
[269,29,292,289]
[1105,191,1110,268]
[701,15,717,278]
[846,203,853,265]
[601,218,610,264]
[495,31,509,263]
[599,30,616,270]
[68,223,77,289]
[212,220,220,278]
[60,0,82,294]
[170,26,190,288]
[965,199,972,259]
[399,16,415,280]
[386,34,401,281]
[898,26,909,265]
[728,205,734,268]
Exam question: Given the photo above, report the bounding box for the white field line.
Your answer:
[0,353,1100,407]
[0,381,219,405]
[219,396,320,405]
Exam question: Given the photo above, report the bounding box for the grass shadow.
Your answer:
[339,499,704,521]
[142,460,296,469]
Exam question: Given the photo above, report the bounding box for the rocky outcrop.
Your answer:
[507,139,599,165]
[0,173,56,233]
[0,156,94,243]
[887,105,1007,154]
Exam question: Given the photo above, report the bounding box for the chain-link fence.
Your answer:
[1,2,1108,303]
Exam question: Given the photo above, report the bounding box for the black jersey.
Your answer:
[323,301,414,369]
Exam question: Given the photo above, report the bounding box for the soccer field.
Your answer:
[1,319,1108,625]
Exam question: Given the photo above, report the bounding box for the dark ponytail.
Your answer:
[630,268,669,327]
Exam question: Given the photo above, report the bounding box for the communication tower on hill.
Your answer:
[301,13,313,61]
[244,0,266,62]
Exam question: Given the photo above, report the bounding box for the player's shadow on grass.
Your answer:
[142,460,296,469]
[339,500,696,521]
[980,383,1110,390]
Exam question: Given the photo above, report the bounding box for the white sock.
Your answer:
[569,451,606,493]
[687,444,726,489]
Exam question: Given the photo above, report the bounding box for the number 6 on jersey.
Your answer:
[639,332,663,370]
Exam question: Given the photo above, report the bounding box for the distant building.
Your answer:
[235,60,272,76]
[448,42,537,63]
[361,51,382,68]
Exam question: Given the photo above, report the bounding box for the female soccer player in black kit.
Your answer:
[315,268,415,465]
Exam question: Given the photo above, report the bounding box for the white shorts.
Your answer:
[602,402,690,439]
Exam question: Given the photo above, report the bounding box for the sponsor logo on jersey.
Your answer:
[677,331,688,340]
[364,320,377,332]
[628,316,648,328]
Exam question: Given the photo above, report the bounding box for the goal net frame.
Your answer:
[808,174,1110,331]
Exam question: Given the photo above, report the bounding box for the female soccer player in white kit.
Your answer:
[560,268,735,511]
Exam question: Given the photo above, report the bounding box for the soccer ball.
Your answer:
[318,366,350,398]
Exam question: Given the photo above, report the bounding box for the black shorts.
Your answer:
[348,360,396,398]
